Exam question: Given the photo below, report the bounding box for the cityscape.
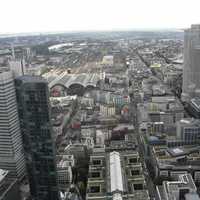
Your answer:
[1,4,200,199]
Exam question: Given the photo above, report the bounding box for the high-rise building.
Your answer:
[182,24,200,102]
[15,75,59,200]
[0,71,26,180]
[9,59,26,77]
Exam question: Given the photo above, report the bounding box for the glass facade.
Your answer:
[15,76,59,200]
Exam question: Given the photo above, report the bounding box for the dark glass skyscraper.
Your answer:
[15,75,59,200]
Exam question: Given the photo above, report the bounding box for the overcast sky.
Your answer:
[1,0,200,33]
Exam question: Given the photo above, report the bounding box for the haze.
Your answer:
[1,0,200,34]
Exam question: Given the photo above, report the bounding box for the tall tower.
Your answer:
[11,44,15,59]
[0,70,26,180]
[15,75,59,200]
[182,24,200,102]
[9,59,26,77]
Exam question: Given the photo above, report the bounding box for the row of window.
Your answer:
[91,157,138,166]
[89,183,144,194]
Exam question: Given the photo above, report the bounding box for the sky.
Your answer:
[1,0,200,34]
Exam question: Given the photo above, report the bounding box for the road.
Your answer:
[130,80,156,200]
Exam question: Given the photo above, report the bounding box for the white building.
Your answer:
[100,104,116,117]
[9,59,26,77]
[102,55,114,66]
[96,130,105,147]
[0,71,26,180]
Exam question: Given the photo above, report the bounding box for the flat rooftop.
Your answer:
[16,75,47,83]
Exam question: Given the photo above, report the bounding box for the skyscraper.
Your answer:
[15,75,59,200]
[9,59,26,77]
[0,70,26,180]
[182,24,200,102]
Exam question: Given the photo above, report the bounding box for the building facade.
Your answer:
[182,24,200,102]
[100,104,116,117]
[9,59,26,77]
[57,154,75,190]
[15,75,59,200]
[0,71,26,180]
[176,118,200,142]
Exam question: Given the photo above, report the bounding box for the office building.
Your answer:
[0,71,26,179]
[9,59,26,77]
[176,118,200,143]
[15,75,59,200]
[182,24,200,102]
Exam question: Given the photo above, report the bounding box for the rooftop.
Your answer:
[152,145,200,169]
[16,75,47,83]
[179,118,200,127]
[47,73,100,89]
[110,152,123,192]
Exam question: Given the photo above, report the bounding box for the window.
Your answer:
[131,170,140,176]
[91,172,101,178]
[90,186,100,193]
[129,158,137,164]
[133,184,143,190]
[92,159,101,165]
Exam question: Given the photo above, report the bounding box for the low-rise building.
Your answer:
[100,104,116,117]
[137,96,184,126]
[86,150,150,200]
[156,173,200,200]
[150,145,200,182]
[51,96,77,141]
[102,55,114,66]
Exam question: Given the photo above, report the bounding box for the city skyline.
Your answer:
[1,0,200,34]
[1,1,200,197]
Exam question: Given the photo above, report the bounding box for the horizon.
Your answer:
[0,27,184,38]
